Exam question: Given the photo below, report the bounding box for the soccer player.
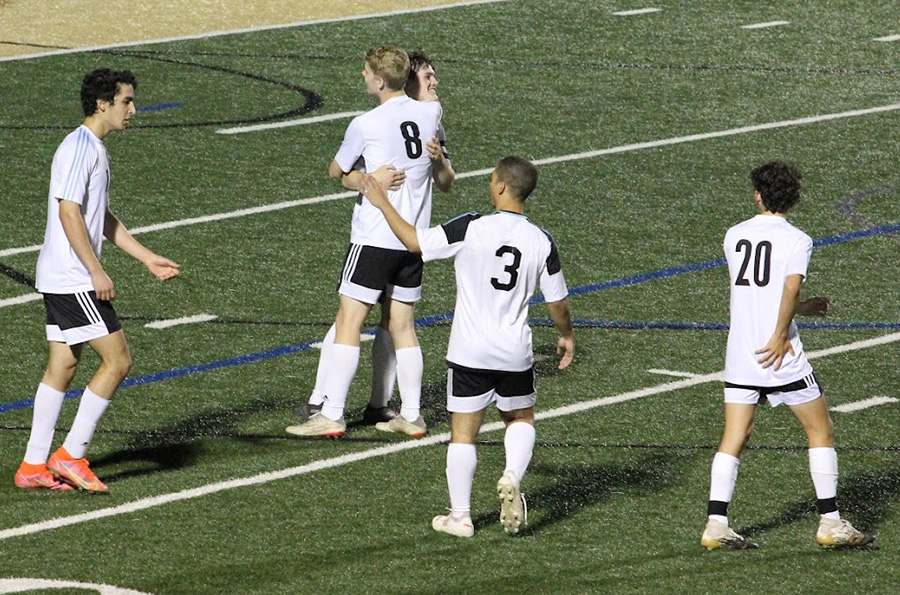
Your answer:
[297,50,455,428]
[358,156,575,537]
[286,46,442,438]
[14,68,180,493]
[701,161,873,550]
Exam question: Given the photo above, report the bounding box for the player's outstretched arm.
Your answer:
[755,274,802,370]
[547,298,575,370]
[359,175,421,253]
[427,136,455,192]
[104,208,180,281]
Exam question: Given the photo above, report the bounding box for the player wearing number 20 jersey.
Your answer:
[334,95,442,251]
[418,211,569,372]
[723,215,814,387]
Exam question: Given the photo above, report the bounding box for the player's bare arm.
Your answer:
[427,136,455,192]
[341,165,406,192]
[104,208,180,281]
[358,174,420,252]
[58,198,115,300]
[547,298,575,370]
[797,296,831,317]
[755,273,802,370]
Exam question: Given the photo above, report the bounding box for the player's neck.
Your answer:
[494,198,525,214]
[82,116,110,141]
[377,89,406,104]
[758,209,787,218]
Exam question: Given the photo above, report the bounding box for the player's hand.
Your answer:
[146,255,181,281]
[370,164,405,191]
[556,335,575,370]
[426,137,444,163]
[797,297,831,317]
[755,334,794,371]
[91,270,115,301]
[359,174,388,208]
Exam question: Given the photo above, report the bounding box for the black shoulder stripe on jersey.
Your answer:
[441,212,481,244]
[541,228,562,275]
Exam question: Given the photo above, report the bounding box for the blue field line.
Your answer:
[2,221,898,414]
[137,102,182,113]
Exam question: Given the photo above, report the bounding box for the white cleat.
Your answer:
[816,517,874,548]
[432,513,475,538]
[285,413,346,437]
[497,471,527,535]
[701,519,758,550]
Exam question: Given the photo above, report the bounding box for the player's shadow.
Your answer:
[472,451,685,535]
[737,467,900,540]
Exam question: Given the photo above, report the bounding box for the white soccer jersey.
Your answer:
[35,125,110,294]
[334,95,442,250]
[418,210,569,372]
[724,214,814,386]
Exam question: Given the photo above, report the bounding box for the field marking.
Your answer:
[2,99,899,275]
[874,34,900,42]
[831,396,898,413]
[647,368,700,378]
[0,0,518,63]
[310,333,375,349]
[741,21,790,30]
[0,293,41,307]
[144,314,218,329]
[612,8,662,16]
[2,331,898,542]
[0,578,153,595]
[216,111,365,135]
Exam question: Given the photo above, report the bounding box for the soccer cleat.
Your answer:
[701,519,758,550]
[497,471,527,534]
[374,415,427,438]
[432,513,475,538]
[297,402,322,423]
[362,404,398,425]
[816,517,874,548]
[47,448,108,494]
[285,413,346,438]
[14,462,73,491]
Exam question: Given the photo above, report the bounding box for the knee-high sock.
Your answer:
[309,324,336,406]
[447,443,477,517]
[503,422,536,484]
[319,344,359,421]
[395,346,423,421]
[369,328,396,409]
[708,452,740,523]
[809,447,840,518]
[62,388,110,459]
[23,383,66,465]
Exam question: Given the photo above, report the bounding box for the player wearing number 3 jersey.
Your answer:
[701,161,872,551]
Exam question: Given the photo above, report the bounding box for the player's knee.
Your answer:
[104,351,132,381]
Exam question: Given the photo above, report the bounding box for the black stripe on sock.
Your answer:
[817,497,838,515]
[708,500,729,517]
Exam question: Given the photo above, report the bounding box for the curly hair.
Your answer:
[750,161,802,213]
[405,50,432,98]
[80,68,137,117]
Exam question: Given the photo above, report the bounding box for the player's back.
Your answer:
[723,214,813,384]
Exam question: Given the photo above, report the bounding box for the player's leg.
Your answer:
[702,394,758,550]
[788,391,873,547]
[373,298,426,436]
[15,340,82,491]
[302,322,336,417]
[365,303,398,423]
[495,369,536,534]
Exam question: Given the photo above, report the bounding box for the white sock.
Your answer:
[319,344,359,421]
[446,443,477,517]
[709,452,741,523]
[395,346,423,421]
[62,387,110,459]
[809,447,841,520]
[23,383,66,465]
[369,328,396,409]
[503,422,536,484]
[309,324,336,406]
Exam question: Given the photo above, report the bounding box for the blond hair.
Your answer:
[365,45,410,91]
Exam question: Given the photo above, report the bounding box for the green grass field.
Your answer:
[1,1,899,593]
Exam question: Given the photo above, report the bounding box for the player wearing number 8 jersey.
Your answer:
[359,156,575,537]
[702,161,872,551]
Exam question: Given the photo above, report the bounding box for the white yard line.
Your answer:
[874,34,900,42]
[0,293,41,307]
[831,396,898,413]
[741,21,790,30]
[647,368,700,378]
[144,314,218,329]
[2,331,898,541]
[216,111,365,135]
[612,8,662,16]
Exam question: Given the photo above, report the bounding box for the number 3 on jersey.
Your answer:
[735,239,771,287]
[400,121,422,159]
[491,245,522,291]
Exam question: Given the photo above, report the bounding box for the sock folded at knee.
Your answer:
[23,383,66,465]
[62,387,110,460]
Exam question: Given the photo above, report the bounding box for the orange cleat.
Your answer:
[14,461,73,491]
[47,447,108,494]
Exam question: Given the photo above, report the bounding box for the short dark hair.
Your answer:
[81,68,137,117]
[495,156,538,201]
[405,50,432,98]
[750,161,802,213]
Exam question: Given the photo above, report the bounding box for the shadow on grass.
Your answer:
[471,451,686,535]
